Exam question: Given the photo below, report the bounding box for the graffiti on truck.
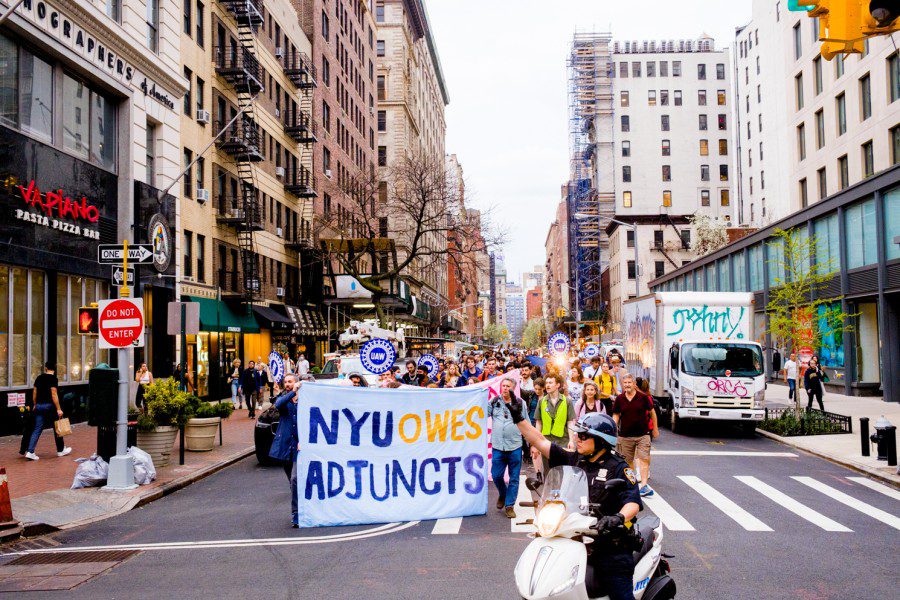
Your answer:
[666,305,746,339]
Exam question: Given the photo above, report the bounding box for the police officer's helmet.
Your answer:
[571,413,618,448]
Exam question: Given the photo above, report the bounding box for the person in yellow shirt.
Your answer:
[593,362,618,415]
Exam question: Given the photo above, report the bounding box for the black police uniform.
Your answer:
[549,444,643,600]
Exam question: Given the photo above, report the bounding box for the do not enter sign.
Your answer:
[98,298,145,349]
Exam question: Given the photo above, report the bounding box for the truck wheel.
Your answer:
[741,422,758,437]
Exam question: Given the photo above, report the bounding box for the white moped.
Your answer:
[514,466,676,600]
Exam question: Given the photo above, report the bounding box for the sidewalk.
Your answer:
[1,410,259,536]
[761,383,899,486]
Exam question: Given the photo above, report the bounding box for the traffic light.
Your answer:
[799,1,899,60]
[476,307,483,317]
[78,306,99,335]
[866,1,899,31]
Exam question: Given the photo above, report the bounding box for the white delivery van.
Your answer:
[623,292,765,434]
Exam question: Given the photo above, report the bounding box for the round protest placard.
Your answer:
[268,351,285,383]
[584,344,600,358]
[417,354,439,380]
[547,331,570,355]
[360,338,396,374]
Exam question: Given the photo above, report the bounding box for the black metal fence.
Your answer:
[761,406,852,436]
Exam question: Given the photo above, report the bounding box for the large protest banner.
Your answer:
[295,383,490,527]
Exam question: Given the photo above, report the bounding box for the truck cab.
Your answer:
[667,340,766,434]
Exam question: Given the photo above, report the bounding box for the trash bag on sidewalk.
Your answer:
[128,446,156,485]
[71,454,109,489]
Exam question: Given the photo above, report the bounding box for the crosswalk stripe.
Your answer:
[653,451,798,457]
[512,475,536,533]
[678,476,772,531]
[847,477,900,502]
[642,491,695,531]
[431,518,462,535]
[793,477,900,531]
[735,476,851,532]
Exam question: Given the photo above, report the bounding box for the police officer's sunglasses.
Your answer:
[575,432,592,441]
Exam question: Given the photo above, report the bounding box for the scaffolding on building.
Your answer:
[566,32,613,323]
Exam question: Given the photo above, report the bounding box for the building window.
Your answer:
[183,0,191,36]
[622,140,631,157]
[376,3,385,22]
[799,177,808,208]
[196,0,204,46]
[648,90,656,106]
[378,145,386,166]
[322,101,330,132]
[626,230,635,248]
[146,0,159,52]
[183,148,193,197]
[701,164,710,181]
[817,167,827,200]
[861,140,874,177]
[757,84,761,102]
[60,75,116,170]
[377,110,386,131]
[700,139,709,156]
[655,261,665,278]
[673,61,681,76]
[661,114,669,131]
[647,61,656,77]
[184,230,193,278]
[376,40,385,57]
[793,22,801,59]
[183,67,192,115]
[892,125,900,165]
[697,64,706,80]
[322,58,330,86]
[196,156,204,196]
[661,139,670,156]
[623,191,632,207]
[845,198,878,267]
[760,141,764,160]
[701,189,710,206]
[836,92,846,136]
[815,109,825,149]
[699,114,708,130]
[656,90,666,107]
[622,166,631,182]
[717,89,726,105]
[859,73,871,120]
[794,73,803,109]
[674,90,682,105]
[889,52,900,103]
[716,63,725,79]
[323,147,331,171]
[662,190,672,207]
[146,122,156,185]
[698,90,707,105]
[719,164,729,181]
[838,154,849,189]
[621,115,630,131]
[758,113,763,132]
[620,91,629,107]
[197,235,205,282]
[797,123,806,161]
[619,62,628,78]
[106,0,121,22]
[660,61,668,76]
[720,189,730,206]
[718,139,728,155]
[632,61,641,77]
[680,229,691,249]
[718,114,727,130]
[627,261,636,279]
[662,165,671,181]
[322,11,330,38]
[813,56,823,95]
[377,75,385,100]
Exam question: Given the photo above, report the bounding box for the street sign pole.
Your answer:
[105,240,137,491]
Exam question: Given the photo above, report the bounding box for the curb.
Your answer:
[755,428,900,488]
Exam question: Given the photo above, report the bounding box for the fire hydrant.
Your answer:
[870,416,897,467]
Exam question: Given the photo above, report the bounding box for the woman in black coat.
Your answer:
[803,356,825,411]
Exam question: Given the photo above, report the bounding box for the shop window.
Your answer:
[844,198,877,268]
[733,251,746,291]
[855,302,880,383]
[884,187,900,261]
[749,244,763,290]
[20,50,54,142]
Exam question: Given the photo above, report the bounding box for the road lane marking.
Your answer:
[512,475,536,533]
[0,522,421,556]
[431,518,462,535]
[847,477,900,502]
[653,451,797,457]
[642,491,695,531]
[678,476,772,531]
[735,476,851,532]
[793,477,900,531]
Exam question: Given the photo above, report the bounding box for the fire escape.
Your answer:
[282,48,318,250]
[215,0,264,302]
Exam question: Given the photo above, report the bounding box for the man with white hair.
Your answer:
[612,372,658,497]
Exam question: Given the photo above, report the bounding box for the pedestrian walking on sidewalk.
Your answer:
[296,354,310,377]
[804,356,826,411]
[269,373,300,528]
[613,373,658,497]
[784,353,799,406]
[241,360,259,418]
[134,363,153,411]
[491,378,530,518]
[228,359,243,409]
[23,363,71,460]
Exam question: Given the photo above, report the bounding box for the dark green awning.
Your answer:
[185,296,260,333]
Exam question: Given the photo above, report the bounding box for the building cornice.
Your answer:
[401,0,449,105]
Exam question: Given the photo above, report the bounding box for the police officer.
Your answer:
[508,405,642,600]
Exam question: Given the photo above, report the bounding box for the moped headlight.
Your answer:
[681,388,695,408]
[549,565,580,595]
[535,501,566,538]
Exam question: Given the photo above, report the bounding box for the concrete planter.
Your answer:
[185,417,221,452]
[136,426,179,467]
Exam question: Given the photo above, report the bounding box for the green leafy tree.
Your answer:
[521,318,546,350]
[482,322,507,345]
[765,228,853,407]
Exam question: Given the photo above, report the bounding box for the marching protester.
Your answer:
[532,373,576,474]
[567,364,585,401]
[228,359,243,409]
[583,355,602,380]
[518,363,538,464]
[491,378,530,518]
[23,363,71,460]
[134,363,154,411]
[241,360,259,418]
[594,362,618,413]
[269,373,300,528]
[477,356,500,382]
[400,360,419,385]
[348,373,368,387]
[458,356,482,385]
[441,362,462,388]
[608,356,625,394]
[612,373,658,497]
[575,380,606,418]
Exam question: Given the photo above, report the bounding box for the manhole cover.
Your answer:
[0,550,139,591]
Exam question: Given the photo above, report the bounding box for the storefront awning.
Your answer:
[285,305,328,337]
[186,296,260,333]
[253,305,294,330]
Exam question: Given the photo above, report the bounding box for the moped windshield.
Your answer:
[539,466,589,512]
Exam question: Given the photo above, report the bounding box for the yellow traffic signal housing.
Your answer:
[476,307,483,317]
[809,1,899,60]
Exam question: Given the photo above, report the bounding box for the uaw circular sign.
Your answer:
[268,351,285,383]
[417,354,439,380]
[547,331,570,355]
[360,338,396,375]
[148,213,172,273]
[584,344,600,358]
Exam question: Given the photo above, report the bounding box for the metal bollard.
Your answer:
[887,426,897,467]
[860,417,870,457]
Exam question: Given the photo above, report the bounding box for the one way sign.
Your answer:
[98,244,154,264]
[112,266,135,287]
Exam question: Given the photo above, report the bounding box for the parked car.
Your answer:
[254,405,280,466]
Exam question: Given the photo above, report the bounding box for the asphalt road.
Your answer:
[3,424,898,600]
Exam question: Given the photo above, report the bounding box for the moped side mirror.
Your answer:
[604,478,626,491]
[525,472,543,492]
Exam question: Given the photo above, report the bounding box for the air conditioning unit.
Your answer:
[276,287,285,297]
[276,227,283,237]
[275,108,281,118]
[275,166,285,178]
[275,47,284,58]
[196,109,210,124]
[196,189,210,203]
[325,169,332,178]
[369,106,374,116]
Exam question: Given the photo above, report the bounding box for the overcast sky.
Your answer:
[427,0,752,285]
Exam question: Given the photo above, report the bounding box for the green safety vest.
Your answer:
[540,395,568,438]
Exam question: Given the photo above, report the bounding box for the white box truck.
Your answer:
[623,292,766,434]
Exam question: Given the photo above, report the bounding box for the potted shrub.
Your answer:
[185,400,233,452]
[136,378,193,467]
